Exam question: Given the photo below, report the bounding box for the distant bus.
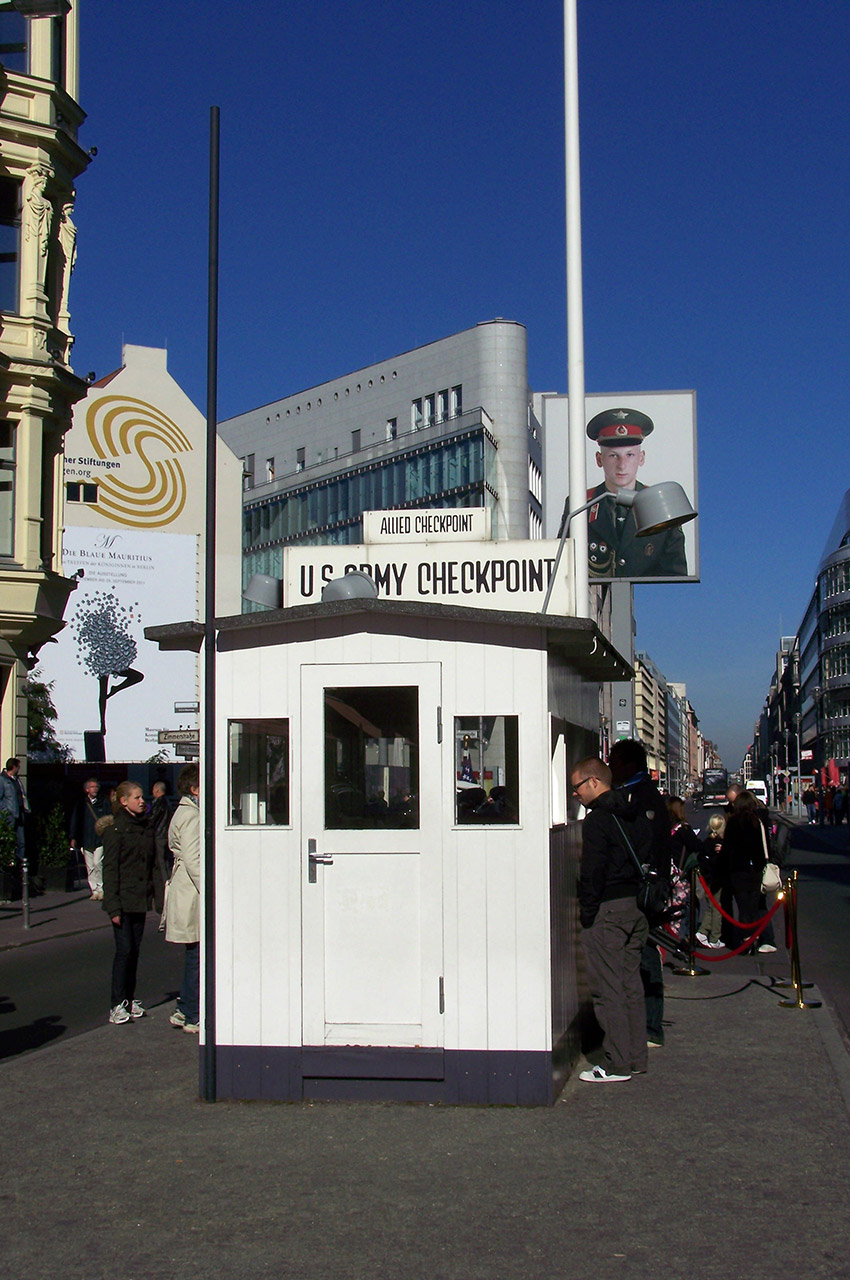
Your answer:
[702,767,728,807]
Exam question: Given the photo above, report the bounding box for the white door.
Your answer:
[301,662,443,1049]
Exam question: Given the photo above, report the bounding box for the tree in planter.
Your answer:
[0,815,17,867]
[30,802,74,892]
[0,814,20,901]
[23,668,72,762]
[36,803,71,869]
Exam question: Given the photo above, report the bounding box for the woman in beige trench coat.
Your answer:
[165,764,201,1033]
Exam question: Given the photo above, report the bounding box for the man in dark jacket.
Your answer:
[149,780,172,906]
[608,738,672,1048]
[69,777,109,900]
[573,756,648,1083]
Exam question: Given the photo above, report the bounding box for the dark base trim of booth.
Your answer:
[208,1045,569,1106]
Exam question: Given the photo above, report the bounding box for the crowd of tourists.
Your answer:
[572,741,785,1084]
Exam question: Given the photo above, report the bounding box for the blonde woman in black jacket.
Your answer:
[102,780,155,1025]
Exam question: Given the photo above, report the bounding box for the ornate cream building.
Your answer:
[0,2,90,765]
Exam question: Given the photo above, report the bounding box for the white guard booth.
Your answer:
[147,533,630,1105]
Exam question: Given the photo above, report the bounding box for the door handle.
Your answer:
[308,838,334,882]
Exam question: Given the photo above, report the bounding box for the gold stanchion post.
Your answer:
[778,870,821,1009]
[672,864,710,977]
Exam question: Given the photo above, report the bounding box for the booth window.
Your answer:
[455,715,519,824]
[324,686,419,829]
[229,719,290,825]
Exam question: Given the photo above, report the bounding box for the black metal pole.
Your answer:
[203,105,220,1102]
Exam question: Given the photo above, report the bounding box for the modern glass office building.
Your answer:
[218,321,543,593]
[756,490,850,785]
[805,491,850,770]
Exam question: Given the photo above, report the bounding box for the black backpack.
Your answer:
[769,814,793,867]
[613,815,674,926]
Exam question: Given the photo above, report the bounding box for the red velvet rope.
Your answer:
[697,873,779,929]
[666,877,788,963]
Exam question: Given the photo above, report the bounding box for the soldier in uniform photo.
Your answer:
[562,407,689,579]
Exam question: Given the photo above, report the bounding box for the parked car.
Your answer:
[747,779,768,804]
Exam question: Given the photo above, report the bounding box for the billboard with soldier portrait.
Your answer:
[537,390,699,583]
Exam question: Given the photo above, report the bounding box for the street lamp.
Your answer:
[541,481,697,615]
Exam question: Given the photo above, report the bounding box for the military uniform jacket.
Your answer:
[586,481,688,578]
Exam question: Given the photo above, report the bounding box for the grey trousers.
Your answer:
[582,897,649,1075]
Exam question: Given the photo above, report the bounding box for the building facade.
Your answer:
[752,493,850,799]
[634,651,668,783]
[0,3,90,770]
[217,320,543,594]
[806,494,850,775]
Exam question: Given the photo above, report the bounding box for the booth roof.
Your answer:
[144,597,632,682]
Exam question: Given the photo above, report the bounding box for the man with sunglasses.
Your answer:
[571,757,648,1083]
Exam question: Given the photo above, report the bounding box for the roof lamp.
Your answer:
[321,570,378,602]
[242,573,282,610]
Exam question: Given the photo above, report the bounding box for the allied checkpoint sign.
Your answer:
[280,509,573,614]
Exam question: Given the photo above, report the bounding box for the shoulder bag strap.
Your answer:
[611,814,648,882]
[759,818,770,860]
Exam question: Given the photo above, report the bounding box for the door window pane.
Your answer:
[455,715,519,824]
[229,719,290,825]
[324,686,418,829]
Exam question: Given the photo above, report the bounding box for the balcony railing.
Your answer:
[244,406,496,500]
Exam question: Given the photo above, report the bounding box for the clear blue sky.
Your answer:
[71,0,850,769]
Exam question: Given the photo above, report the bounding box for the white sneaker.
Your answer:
[169,1009,186,1027]
[109,1001,130,1025]
[757,944,777,954]
[579,1064,631,1083]
[696,932,709,946]
[709,939,725,949]
[129,999,145,1019]
[183,1021,200,1034]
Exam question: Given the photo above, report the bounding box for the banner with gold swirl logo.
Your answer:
[84,394,193,528]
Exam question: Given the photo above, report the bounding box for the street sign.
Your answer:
[174,702,199,714]
[157,729,200,744]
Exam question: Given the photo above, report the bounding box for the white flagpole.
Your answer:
[564,0,589,617]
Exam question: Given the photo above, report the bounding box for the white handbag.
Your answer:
[759,822,782,893]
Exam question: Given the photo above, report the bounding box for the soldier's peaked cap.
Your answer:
[587,407,654,446]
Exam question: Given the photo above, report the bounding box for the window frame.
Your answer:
[227,717,291,828]
[453,713,521,827]
[0,419,16,558]
[0,177,22,316]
